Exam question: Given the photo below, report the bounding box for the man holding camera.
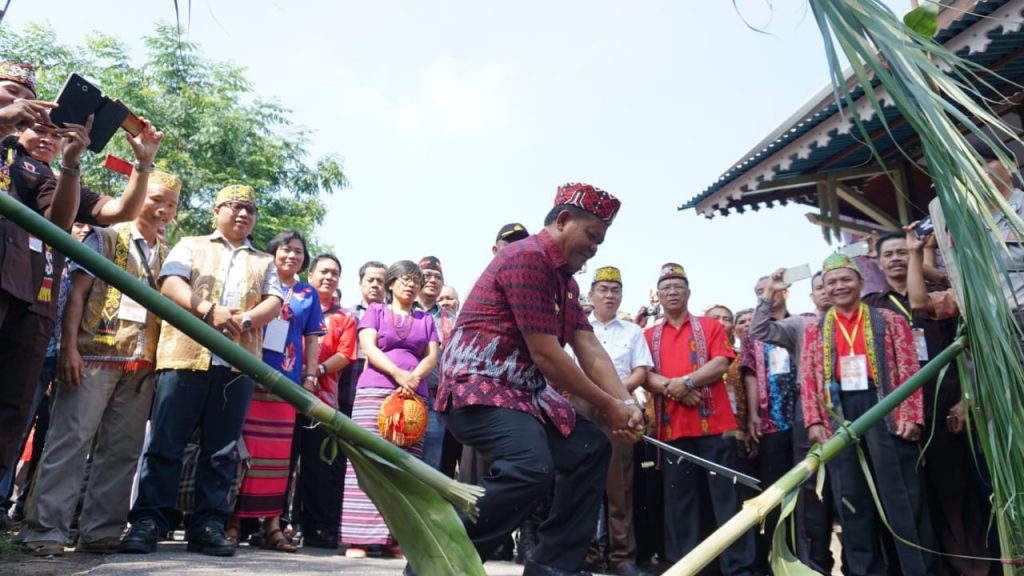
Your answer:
[0,61,163,484]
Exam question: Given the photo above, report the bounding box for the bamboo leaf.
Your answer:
[903,3,939,38]
[340,438,486,576]
[770,490,818,575]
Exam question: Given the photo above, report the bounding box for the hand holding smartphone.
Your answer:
[782,264,812,285]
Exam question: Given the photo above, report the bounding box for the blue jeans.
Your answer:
[422,400,446,471]
[128,367,254,536]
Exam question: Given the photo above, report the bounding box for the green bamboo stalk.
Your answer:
[0,191,485,573]
[663,336,966,576]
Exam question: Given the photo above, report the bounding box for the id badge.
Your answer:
[223,288,243,309]
[840,354,869,391]
[768,347,791,375]
[117,295,147,324]
[263,317,288,352]
[912,329,929,362]
[28,236,42,253]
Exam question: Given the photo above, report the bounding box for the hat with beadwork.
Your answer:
[215,184,256,207]
[657,262,687,285]
[553,183,620,224]
[150,171,182,195]
[378,390,429,447]
[419,256,443,279]
[593,266,622,286]
[822,252,862,277]
[0,61,36,97]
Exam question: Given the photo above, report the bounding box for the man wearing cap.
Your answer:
[0,62,55,137]
[571,266,652,576]
[18,171,181,556]
[414,255,459,474]
[799,254,938,576]
[436,183,643,576]
[643,263,754,574]
[493,222,530,255]
[119,184,283,557]
[0,62,165,485]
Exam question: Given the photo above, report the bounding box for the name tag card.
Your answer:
[28,236,42,253]
[223,288,243,309]
[912,329,929,362]
[117,295,147,324]
[263,317,288,352]
[768,347,791,375]
[840,354,869,391]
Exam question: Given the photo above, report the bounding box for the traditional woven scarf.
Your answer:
[821,302,879,410]
[650,313,710,440]
[93,226,162,345]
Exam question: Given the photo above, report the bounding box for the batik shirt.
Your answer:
[740,335,798,434]
[437,229,592,437]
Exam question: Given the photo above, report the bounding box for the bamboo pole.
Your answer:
[0,192,481,518]
[663,335,967,576]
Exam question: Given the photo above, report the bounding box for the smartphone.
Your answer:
[115,99,144,137]
[49,73,103,129]
[839,240,870,258]
[916,216,934,239]
[782,264,812,285]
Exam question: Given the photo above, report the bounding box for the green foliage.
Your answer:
[0,22,346,249]
[903,2,940,38]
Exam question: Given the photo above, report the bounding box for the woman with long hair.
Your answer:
[339,260,439,558]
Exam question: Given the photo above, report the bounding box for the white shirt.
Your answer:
[569,312,653,381]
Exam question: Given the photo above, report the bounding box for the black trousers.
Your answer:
[792,398,836,573]
[443,405,609,572]
[0,292,53,483]
[660,434,755,575]
[292,414,346,535]
[829,390,940,576]
[753,429,793,573]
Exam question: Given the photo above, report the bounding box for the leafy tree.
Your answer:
[0,22,346,249]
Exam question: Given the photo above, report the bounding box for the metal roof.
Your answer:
[683,0,1018,215]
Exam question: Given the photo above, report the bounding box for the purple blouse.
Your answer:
[356,302,440,396]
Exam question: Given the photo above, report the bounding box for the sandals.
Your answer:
[259,528,297,553]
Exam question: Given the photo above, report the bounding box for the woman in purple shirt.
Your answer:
[339,260,439,558]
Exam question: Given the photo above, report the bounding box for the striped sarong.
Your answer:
[339,386,424,545]
[234,388,297,517]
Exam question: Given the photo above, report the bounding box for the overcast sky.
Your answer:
[8,0,912,315]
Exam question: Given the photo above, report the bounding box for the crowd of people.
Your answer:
[0,59,1010,576]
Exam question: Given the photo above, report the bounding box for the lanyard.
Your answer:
[835,306,863,356]
[132,238,158,289]
[887,294,913,327]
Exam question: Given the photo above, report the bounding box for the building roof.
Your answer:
[683,0,1024,218]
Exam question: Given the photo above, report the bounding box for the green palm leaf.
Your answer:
[340,438,485,575]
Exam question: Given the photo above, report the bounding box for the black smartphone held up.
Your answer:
[916,216,935,239]
[49,73,103,129]
[48,73,132,153]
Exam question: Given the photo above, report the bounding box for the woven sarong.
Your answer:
[339,386,423,544]
[234,388,297,517]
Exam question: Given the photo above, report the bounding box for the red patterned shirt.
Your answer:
[437,229,592,436]
[317,298,358,408]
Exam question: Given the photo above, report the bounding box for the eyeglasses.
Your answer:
[395,275,423,288]
[593,286,622,296]
[220,201,258,214]
[423,271,443,283]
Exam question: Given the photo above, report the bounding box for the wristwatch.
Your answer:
[240,313,253,331]
[303,374,317,385]
[134,161,156,174]
[318,363,326,377]
[59,163,81,177]
[682,376,695,391]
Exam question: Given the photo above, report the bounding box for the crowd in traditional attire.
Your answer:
[0,59,1009,576]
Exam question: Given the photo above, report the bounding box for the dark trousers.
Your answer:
[753,429,793,573]
[661,434,755,575]
[293,414,345,534]
[0,293,53,483]
[633,442,665,565]
[792,398,836,574]
[128,367,254,536]
[443,405,610,572]
[829,390,940,576]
